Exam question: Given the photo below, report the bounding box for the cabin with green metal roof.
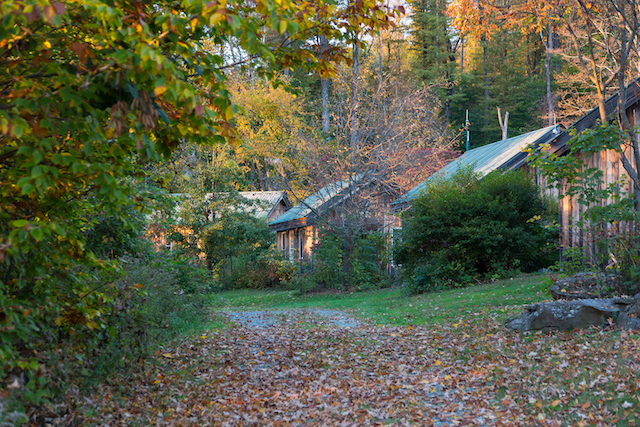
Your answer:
[268,177,363,262]
[391,125,564,213]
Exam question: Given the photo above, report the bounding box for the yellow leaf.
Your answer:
[225,105,233,120]
[209,13,223,26]
[133,283,143,289]
[162,353,173,359]
[278,20,287,34]
[43,40,52,49]
[154,86,167,96]
[552,399,561,407]
[191,18,198,30]
[435,361,441,366]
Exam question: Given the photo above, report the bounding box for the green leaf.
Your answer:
[31,166,42,178]
[30,228,44,242]
[20,184,35,195]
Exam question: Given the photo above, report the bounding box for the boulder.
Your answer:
[549,272,619,300]
[505,298,633,332]
[617,293,640,330]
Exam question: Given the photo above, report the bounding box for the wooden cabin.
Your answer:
[529,81,640,262]
[391,125,564,212]
[268,176,396,263]
[392,79,640,264]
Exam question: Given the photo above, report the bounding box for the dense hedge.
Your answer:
[395,169,557,293]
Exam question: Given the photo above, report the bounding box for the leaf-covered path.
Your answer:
[74,308,639,426]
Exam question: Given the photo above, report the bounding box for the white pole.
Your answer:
[466,109,470,151]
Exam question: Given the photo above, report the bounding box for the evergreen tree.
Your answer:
[410,0,457,119]
[449,28,546,148]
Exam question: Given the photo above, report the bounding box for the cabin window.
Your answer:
[298,230,304,259]
[281,232,286,256]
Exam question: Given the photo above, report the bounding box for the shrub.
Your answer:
[201,210,273,289]
[229,250,296,289]
[396,169,558,292]
[309,227,390,291]
[3,251,211,416]
[92,254,210,372]
[84,207,146,259]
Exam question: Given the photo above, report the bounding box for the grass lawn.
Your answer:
[209,273,552,326]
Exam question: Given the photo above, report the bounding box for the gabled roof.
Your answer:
[206,191,291,220]
[269,176,362,231]
[392,125,563,208]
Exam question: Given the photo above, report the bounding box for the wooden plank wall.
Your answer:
[554,106,638,264]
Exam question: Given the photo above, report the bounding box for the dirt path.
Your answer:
[58,306,634,426]
[78,309,521,426]
[216,309,499,426]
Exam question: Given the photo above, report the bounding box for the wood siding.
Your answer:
[538,104,639,263]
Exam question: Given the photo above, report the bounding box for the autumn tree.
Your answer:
[288,54,457,288]
[0,0,396,394]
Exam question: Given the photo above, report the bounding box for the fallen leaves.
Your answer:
[46,307,640,426]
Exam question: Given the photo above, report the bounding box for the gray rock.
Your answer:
[616,293,640,330]
[549,272,620,300]
[616,312,640,329]
[505,299,632,332]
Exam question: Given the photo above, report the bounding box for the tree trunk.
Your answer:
[351,40,359,152]
[378,32,383,87]
[482,36,489,135]
[460,36,464,74]
[545,20,554,127]
[320,35,330,134]
[222,256,227,290]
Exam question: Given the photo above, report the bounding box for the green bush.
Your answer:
[396,169,558,293]
[309,226,390,291]
[201,210,273,288]
[92,254,210,372]
[84,208,146,259]
[2,251,211,415]
[229,250,296,289]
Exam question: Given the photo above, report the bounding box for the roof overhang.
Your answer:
[268,217,308,232]
[545,79,640,157]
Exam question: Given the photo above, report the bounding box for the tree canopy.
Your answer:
[0,0,396,384]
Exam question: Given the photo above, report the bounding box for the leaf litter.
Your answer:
[68,307,640,426]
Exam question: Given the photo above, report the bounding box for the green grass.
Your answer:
[209,273,552,326]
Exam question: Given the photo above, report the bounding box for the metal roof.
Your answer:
[392,125,562,206]
[205,191,290,220]
[269,176,361,227]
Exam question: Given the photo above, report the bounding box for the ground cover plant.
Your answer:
[30,273,640,426]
